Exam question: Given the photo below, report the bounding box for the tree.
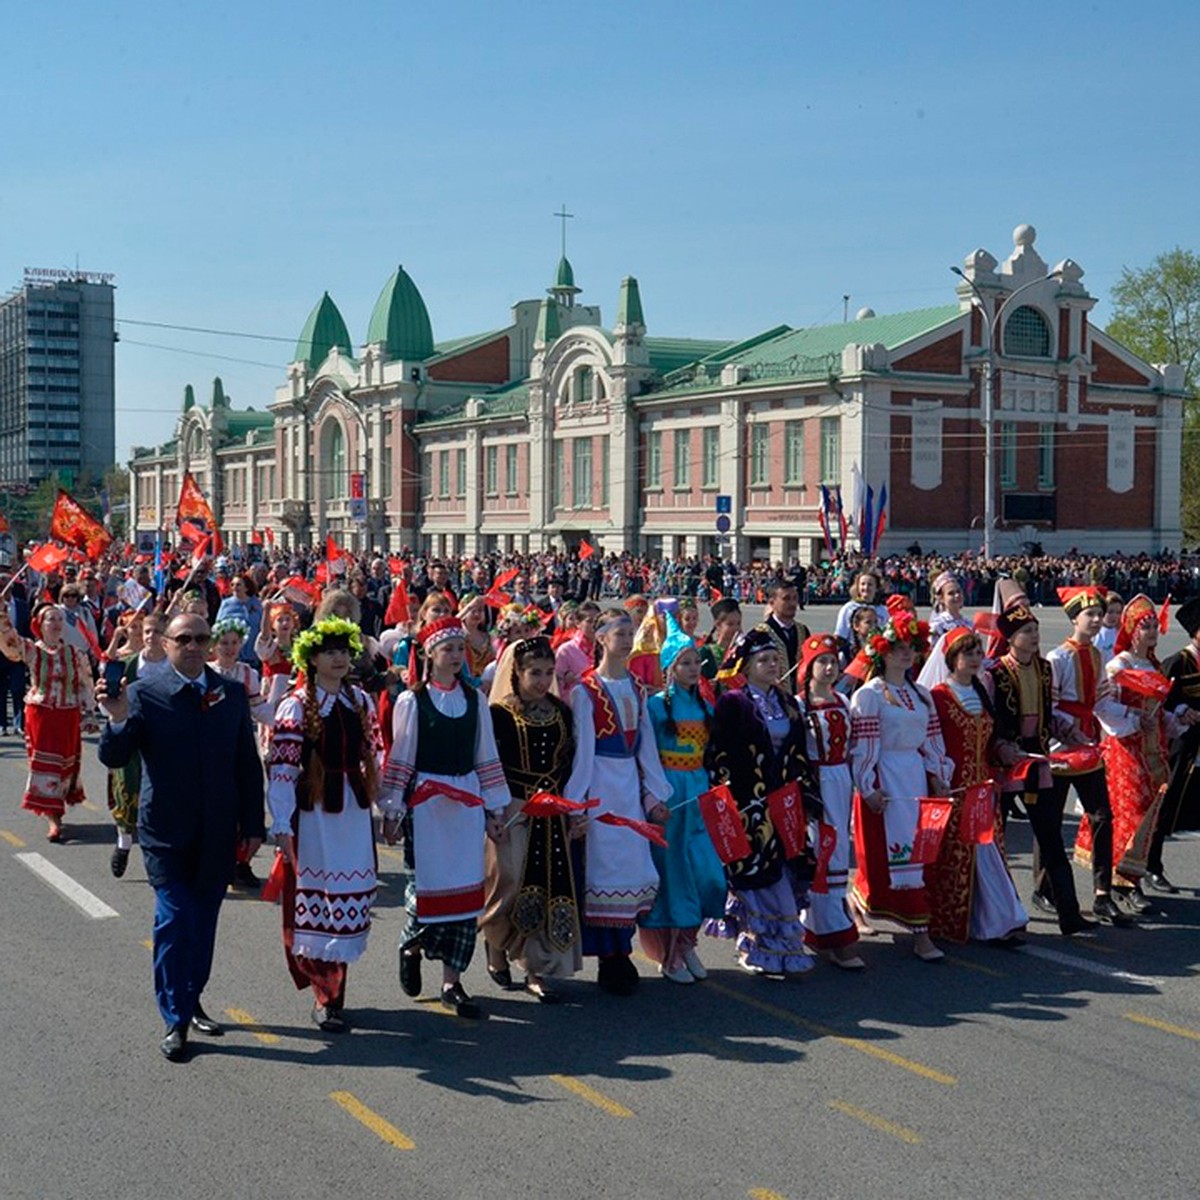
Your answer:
[1106,248,1200,543]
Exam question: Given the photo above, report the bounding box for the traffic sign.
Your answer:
[716,494,732,514]
[715,514,732,534]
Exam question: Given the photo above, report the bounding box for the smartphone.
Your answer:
[103,659,126,696]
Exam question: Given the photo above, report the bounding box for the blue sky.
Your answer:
[4,1,1198,459]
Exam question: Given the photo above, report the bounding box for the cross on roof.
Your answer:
[554,204,574,258]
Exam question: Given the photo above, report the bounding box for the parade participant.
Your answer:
[1094,591,1123,660]
[565,607,672,995]
[1151,596,1200,890]
[458,592,495,686]
[628,599,676,692]
[795,633,863,968]
[267,618,382,1032]
[58,583,100,661]
[927,628,1028,943]
[313,589,387,695]
[97,613,264,1062]
[704,628,819,977]
[210,617,271,719]
[700,599,742,682]
[0,604,93,842]
[849,613,951,961]
[554,600,600,700]
[677,597,702,645]
[624,594,650,629]
[382,616,510,1018]
[929,571,970,639]
[1043,587,1131,925]
[835,570,888,645]
[640,617,727,983]
[836,605,877,700]
[988,584,1097,935]
[762,580,811,682]
[1081,595,1190,912]
[255,600,299,745]
[482,636,581,1002]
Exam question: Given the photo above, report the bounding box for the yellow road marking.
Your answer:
[548,1074,634,1118]
[1,829,26,848]
[828,1099,923,1144]
[225,1007,281,1045]
[948,956,1005,979]
[748,1190,787,1200]
[706,980,957,1086]
[329,1091,415,1150]
[1123,1012,1200,1042]
[142,939,153,951]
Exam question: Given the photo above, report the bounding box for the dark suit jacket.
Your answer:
[99,666,265,889]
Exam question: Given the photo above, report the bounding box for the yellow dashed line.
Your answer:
[1123,1012,1200,1041]
[142,939,153,951]
[548,1074,634,1118]
[706,980,957,1086]
[828,1099,923,1144]
[748,1190,787,1200]
[225,1007,281,1045]
[948,956,1005,979]
[330,1091,415,1150]
[1,829,26,848]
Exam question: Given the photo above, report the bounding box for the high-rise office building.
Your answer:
[0,269,115,487]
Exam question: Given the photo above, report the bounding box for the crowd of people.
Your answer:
[2,543,1199,1062]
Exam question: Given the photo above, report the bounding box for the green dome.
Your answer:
[182,383,195,412]
[554,255,575,288]
[295,292,352,369]
[367,265,435,360]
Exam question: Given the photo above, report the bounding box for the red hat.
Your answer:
[417,615,466,651]
[1114,594,1156,658]
[941,624,979,665]
[885,594,914,618]
[1057,586,1107,620]
[799,633,839,680]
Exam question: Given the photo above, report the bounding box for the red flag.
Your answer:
[325,533,350,562]
[27,543,70,574]
[176,471,217,529]
[522,791,600,819]
[1159,594,1172,635]
[1112,668,1171,703]
[483,588,513,610]
[387,555,407,577]
[766,781,806,858]
[909,798,954,865]
[595,811,669,848]
[958,782,996,846]
[1048,746,1103,774]
[260,852,287,904]
[698,784,752,864]
[49,489,113,560]
[191,535,211,564]
[409,779,484,808]
[1007,755,1049,784]
[264,526,275,546]
[493,567,520,590]
[383,576,412,627]
[276,576,321,606]
[709,586,724,603]
[0,513,8,533]
[811,821,838,892]
[250,530,263,546]
[578,540,595,561]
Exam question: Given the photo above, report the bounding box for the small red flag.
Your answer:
[1159,594,1172,635]
[383,577,411,627]
[264,526,275,546]
[709,586,724,602]
[958,782,996,846]
[909,798,954,865]
[766,781,806,858]
[578,540,595,561]
[1112,668,1171,703]
[522,791,600,819]
[250,530,263,545]
[27,543,70,574]
[1048,746,1104,774]
[698,784,751,864]
[325,533,350,562]
[811,821,838,892]
[595,811,668,848]
[409,780,484,808]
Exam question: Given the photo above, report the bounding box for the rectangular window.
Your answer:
[505,443,518,495]
[1038,423,1055,488]
[438,450,449,498]
[382,419,393,498]
[673,428,691,489]
[750,423,769,486]
[785,421,805,485]
[702,426,719,487]
[456,448,467,497]
[485,445,498,495]
[573,437,593,508]
[600,438,610,506]
[999,422,1017,488]
[820,416,840,483]
[553,440,565,508]
[646,430,662,488]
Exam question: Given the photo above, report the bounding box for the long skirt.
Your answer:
[851,796,931,930]
[22,703,85,819]
[704,870,813,975]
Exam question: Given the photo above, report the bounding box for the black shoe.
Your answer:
[190,1002,223,1037]
[399,949,422,997]
[441,982,481,1019]
[160,1025,189,1062]
[1115,886,1153,914]
[110,846,130,878]
[1146,872,1179,894]
[1029,892,1058,915]
[524,977,560,1004]
[232,861,260,889]
[487,963,514,990]
[1059,912,1099,936]
[312,1003,348,1033]
[597,957,621,994]
[1092,894,1134,927]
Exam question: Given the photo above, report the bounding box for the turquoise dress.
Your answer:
[641,686,728,929]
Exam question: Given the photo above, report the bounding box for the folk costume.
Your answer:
[267,619,383,1028]
[794,633,859,955]
[849,618,950,934]
[482,639,582,984]
[928,630,1027,943]
[382,617,510,980]
[704,628,820,976]
[640,617,727,981]
[554,628,594,702]
[254,602,296,755]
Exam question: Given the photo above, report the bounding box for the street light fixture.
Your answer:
[950,263,1066,559]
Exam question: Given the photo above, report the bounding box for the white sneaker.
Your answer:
[682,949,708,980]
[661,965,694,985]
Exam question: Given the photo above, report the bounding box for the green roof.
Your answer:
[617,276,644,327]
[182,383,195,411]
[416,380,530,428]
[367,266,435,361]
[295,292,353,369]
[645,336,733,375]
[225,408,274,437]
[553,256,576,289]
[536,298,561,345]
[432,328,506,357]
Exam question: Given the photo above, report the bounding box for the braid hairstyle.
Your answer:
[301,672,327,805]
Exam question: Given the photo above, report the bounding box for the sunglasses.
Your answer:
[170,633,211,646]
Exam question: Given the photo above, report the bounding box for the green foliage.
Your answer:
[1106,248,1200,543]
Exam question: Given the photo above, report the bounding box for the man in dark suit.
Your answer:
[762,579,811,683]
[98,612,265,1062]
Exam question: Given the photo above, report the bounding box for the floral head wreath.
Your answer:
[866,612,930,667]
[290,617,363,670]
[211,617,250,642]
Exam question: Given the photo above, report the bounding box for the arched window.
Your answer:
[324,421,346,498]
[1003,305,1051,357]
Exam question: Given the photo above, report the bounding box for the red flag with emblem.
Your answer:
[909,797,954,865]
[958,782,996,846]
[811,821,838,892]
[698,784,752,864]
[766,780,806,858]
[27,543,70,574]
[49,489,113,560]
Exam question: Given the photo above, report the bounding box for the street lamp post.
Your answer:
[950,265,1065,560]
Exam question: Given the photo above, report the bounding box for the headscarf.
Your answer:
[1114,594,1157,658]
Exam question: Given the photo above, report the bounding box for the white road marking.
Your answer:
[15,852,119,919]
[1020,944,1163,989]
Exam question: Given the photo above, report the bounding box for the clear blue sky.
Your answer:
[4,1,1198,460]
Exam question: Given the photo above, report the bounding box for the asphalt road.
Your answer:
[1,602,1198,1200]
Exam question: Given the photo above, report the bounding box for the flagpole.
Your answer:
[0,562,30,601]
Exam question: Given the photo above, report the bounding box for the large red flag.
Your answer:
[176,472,222,554]
[49,489,113,560]
[27,542,70,574]
[578,540,595,561]
[383,576,411,627]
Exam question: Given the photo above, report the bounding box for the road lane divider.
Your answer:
[225,1007,282,1045]
[15,852,118,919]
[947,956,1005,979]
[748,1190,787,1200]
[329,1091,415,1150]
[548,1074,633,1118]
[142,939,153,951]
[1,830,26,848]
[705,979,957,1086]
[1021,944,1163,989]
[1123,1012,1200,1041]
[828,1099,923,1145]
